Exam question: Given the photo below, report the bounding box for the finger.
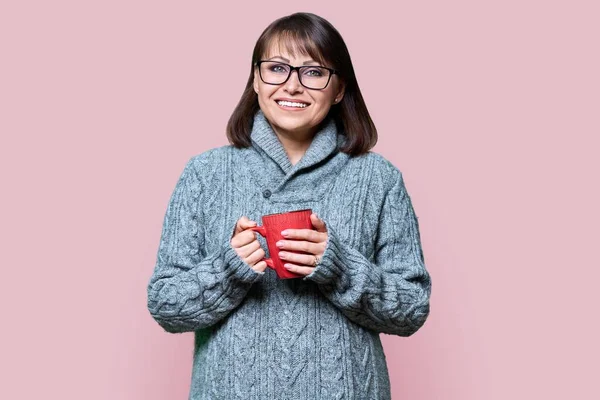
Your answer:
[251,260,268,273]
[276,239,323,254]
[283,262,315,276]
[232,229,261,248]
[281,228,324,243]
[234,239,261,258]
[244,246,266,266]
[234,216,257,235]
[310,213,328,233]
[278,250,321,267]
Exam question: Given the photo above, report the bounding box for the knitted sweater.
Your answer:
[146,109,432,400]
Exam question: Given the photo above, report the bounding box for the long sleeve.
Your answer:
[304,167,432,336]
[146,156,262,334]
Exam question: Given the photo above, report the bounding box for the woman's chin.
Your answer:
[270,115,313,132]
[276,121,312,134]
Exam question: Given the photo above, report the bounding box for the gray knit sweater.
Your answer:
[146,109,432,400]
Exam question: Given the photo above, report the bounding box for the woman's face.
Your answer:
[253,46,345,139]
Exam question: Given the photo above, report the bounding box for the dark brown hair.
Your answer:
[226,12,377,156]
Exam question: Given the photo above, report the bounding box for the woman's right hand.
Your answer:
[230,216,268,274]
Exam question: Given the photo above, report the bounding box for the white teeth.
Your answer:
[277,100,308,108]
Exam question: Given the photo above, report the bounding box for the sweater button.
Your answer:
[262,189,272,198]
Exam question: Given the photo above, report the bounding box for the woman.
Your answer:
[147,12,432,400]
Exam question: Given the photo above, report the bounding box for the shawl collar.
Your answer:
[250,109,345,175]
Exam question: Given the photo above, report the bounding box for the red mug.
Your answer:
[249,209,315,279]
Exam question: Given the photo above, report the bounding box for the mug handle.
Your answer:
[249,226,275,270]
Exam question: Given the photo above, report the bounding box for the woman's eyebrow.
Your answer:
[266,56,319,65]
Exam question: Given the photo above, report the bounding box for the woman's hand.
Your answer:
[277,213,328,276]
[230,216,268,274]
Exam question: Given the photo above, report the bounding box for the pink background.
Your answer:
[1,1,598,399]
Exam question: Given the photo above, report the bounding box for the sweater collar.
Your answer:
[250,109,345,174]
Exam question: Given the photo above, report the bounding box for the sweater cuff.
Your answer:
[303,225,345,285]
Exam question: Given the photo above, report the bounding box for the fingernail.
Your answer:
[281,230,289,236]
[276,241,284,247]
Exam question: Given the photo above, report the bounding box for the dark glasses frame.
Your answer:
[255,60,339,90]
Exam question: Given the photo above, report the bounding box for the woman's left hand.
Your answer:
[276,213,328,276]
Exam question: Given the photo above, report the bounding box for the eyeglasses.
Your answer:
[255,60,338,90]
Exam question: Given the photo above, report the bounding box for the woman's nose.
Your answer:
[283,70,303,93]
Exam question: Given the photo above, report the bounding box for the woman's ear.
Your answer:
[333,82,345,104]
[253,69,260,94]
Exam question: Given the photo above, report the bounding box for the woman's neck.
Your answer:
[271,124,319,166]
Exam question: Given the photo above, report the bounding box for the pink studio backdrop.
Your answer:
[1,1,598,399]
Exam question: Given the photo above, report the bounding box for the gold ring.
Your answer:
[313,255,321,267]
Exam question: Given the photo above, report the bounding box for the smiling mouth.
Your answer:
[275,100,310,109]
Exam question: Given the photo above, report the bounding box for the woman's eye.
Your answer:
[304,68,323,77]
[271,65,288,73]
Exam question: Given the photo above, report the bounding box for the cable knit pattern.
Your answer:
[146,109,432,399]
